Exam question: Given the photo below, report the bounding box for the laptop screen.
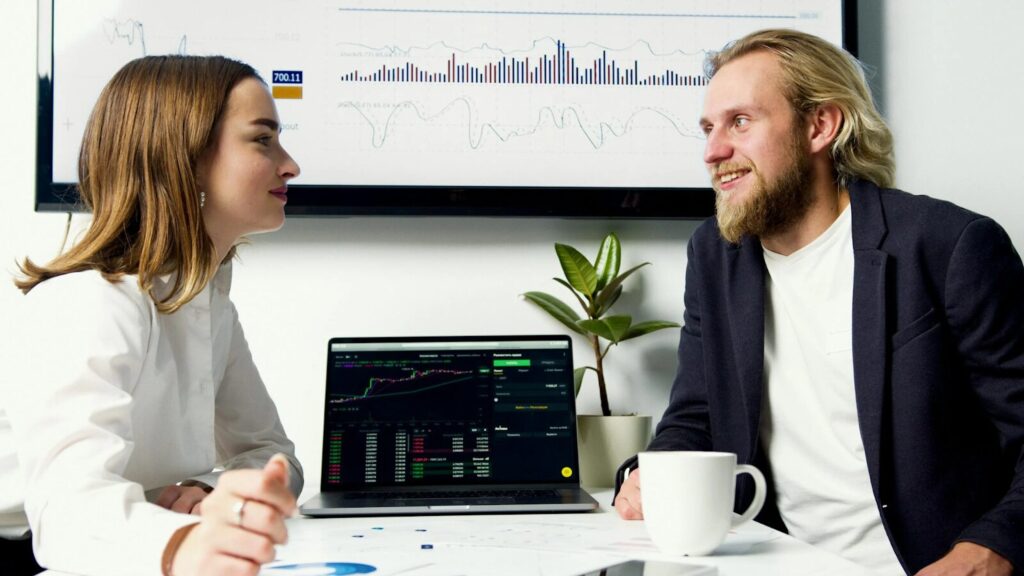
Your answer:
[320,336,579,491]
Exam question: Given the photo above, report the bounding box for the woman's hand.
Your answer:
[168,454,297,576]
[156,484,211,515]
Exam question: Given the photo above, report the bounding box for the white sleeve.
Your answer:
[212,300,304,495]
[6,276,196,576]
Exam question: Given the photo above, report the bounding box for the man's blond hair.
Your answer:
[706,29,894,189]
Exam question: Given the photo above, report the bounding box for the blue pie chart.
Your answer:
[263,562,377,575]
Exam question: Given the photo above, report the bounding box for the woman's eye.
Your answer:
[257,135,272,145]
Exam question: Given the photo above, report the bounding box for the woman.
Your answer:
[0,55,303,575]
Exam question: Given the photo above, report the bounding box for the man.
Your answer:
[613,29,1023,575]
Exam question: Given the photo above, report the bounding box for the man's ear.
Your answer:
[806,103,843,155]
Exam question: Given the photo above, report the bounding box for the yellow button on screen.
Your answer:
[561,467,573,478]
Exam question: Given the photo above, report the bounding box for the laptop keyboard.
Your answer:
[345,489,559,500]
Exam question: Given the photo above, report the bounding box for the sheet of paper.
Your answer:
[259,517,746,576]
[262,518,631,575]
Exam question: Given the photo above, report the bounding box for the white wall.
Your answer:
[860,1,1024,235]
[2,1,1022,502]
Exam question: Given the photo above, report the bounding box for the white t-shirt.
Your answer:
[761,206,903,574]
[0,263,302,576]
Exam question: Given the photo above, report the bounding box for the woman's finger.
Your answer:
[263,454,290,489]
[155,485,184,510]
[170,486,210,514]
[229,498,288,544]
[214,469,296,517]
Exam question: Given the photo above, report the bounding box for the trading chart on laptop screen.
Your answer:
[322,339,577,489]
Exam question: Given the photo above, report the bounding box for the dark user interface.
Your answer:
[322,343,575,488]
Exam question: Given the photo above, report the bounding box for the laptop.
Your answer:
[300,335,599,516]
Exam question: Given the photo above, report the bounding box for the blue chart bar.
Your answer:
[339,40,706,87]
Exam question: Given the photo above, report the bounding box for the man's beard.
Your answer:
[713,136,814,245]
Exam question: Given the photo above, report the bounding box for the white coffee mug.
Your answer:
[638,451,766,556]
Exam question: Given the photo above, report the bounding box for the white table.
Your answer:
[42,490,873,575]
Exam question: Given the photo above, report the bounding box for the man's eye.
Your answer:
[734,117,749,127]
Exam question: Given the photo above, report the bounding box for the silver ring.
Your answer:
[232,498,247,527]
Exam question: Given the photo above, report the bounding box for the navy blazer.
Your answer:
[617,180,1024,573]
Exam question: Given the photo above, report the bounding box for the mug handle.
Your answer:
[731,464,767,527]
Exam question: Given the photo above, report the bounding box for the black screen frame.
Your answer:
[35,1,857,218]
[320,334,579,491]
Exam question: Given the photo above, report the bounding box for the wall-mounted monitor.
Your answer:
[36,0,856,217]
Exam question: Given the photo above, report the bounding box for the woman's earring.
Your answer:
[200,191,206,209]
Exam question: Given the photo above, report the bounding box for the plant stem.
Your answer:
[591,334,611,416]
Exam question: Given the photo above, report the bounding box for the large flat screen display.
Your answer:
[36,0,855,217]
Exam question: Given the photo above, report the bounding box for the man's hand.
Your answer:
[169,454,297,576]
[915,542,1013,576]
[613,468,644,520]
[156,485,211,515]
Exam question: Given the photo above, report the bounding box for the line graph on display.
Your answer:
[102,18,188,56]
[338,37,704,61]
[330,368,476,404]
[336,97,702,150]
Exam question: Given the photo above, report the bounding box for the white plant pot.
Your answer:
[576,414,652,488]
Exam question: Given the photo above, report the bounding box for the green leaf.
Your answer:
[577,318,612,340]
[578,315,633,343]
[553,278,590,314]
[555,243,597,296]
[593,233,621,291]
[621,320,681,341]
[594,285,623,318]
[521,291,585,335]
[599,262,650,302]
[593,262,648,315]
[573,366,596,397]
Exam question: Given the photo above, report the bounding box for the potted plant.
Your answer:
[522,232,679,486]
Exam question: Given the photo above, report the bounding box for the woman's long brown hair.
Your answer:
[16,55,260,313]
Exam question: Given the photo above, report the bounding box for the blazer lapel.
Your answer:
[726,236,766,459]
[849,180,890,500]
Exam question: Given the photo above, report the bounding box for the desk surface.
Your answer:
[43,490,874,576]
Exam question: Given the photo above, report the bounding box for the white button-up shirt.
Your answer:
[0,263,302,575]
